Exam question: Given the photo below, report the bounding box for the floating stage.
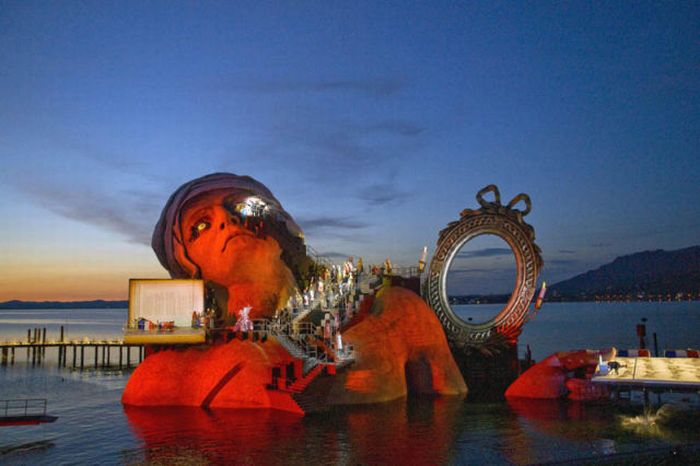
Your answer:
[123,328,206,345]
[593,357,700,392]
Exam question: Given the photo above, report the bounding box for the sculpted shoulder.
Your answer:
[372,286,435,317]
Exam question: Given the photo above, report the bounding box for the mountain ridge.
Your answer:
[550,245,700,298]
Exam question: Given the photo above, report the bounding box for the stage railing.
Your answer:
[1,398,47,418]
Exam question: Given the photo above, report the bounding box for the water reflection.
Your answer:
[123,396,700,464]
[125,407,306,464]
[507,398,613,431]
[125,397,465,465]
[505,398,620,463]
[0,439,55,457]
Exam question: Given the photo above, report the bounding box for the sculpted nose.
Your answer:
[222,215,243,229]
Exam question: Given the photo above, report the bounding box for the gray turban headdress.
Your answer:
[152,172,308,285]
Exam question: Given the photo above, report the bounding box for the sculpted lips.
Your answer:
[221,231,254,253]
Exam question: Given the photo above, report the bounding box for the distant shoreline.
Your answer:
[450,293,700,305]
[3,295,698,310]
[0,300,128,310]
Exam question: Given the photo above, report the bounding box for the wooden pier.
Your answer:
[0,326,144,370]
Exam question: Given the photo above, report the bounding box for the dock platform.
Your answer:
[0,399,57,427]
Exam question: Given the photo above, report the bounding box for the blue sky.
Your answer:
[0,1,698,299]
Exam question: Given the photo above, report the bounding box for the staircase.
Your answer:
[285,364,325,393]
[292,307,313,325]
[289,365,338,414]
[274,333,305,359]
[272,332,320,374]
[263,292,363,413]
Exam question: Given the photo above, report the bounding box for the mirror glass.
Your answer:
[446,234,517,324]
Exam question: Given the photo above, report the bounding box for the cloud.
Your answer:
[222,78,405,97]
[20,176,372,248]
[66,141,154,179]
[455,248,513,259]
[547,259,579,267]
[297,216,368,234]
[591,242,611,248]
[357,183,411,207]
[1,132,172,247]
[20,182,158,245]
[216,82,425,198]
[448,266,516,276]
[448,268,500,276]
[558,249,576,254]
[242,116,419,186]
[447,266,518,295]
[316,251,352,259]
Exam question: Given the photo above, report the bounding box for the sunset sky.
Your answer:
[1,2,698,300]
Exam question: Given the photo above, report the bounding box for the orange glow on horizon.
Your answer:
[0,263,169,302]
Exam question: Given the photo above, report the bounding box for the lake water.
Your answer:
[1,302,699,464]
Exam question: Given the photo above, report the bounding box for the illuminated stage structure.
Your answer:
[122,173,467,414]
[124,279,207,345]
[423,185,544,399]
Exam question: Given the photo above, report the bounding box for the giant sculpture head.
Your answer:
[152,173,310,319]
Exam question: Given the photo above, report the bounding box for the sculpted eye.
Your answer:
[189,219,211,242]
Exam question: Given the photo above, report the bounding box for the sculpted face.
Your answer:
[177,189,295,318]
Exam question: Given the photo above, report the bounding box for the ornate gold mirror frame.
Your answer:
[425,185,543,346]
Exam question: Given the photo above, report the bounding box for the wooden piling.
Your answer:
[33,328,37,363]
[1,347,7,366]
[127,346,131,368]
[107,346,111,366]
[11,347,15,365]
[94,346,98,368]
[80,346,85,370]
[73,345,77,368]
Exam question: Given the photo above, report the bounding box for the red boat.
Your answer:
[506,349,612,401]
